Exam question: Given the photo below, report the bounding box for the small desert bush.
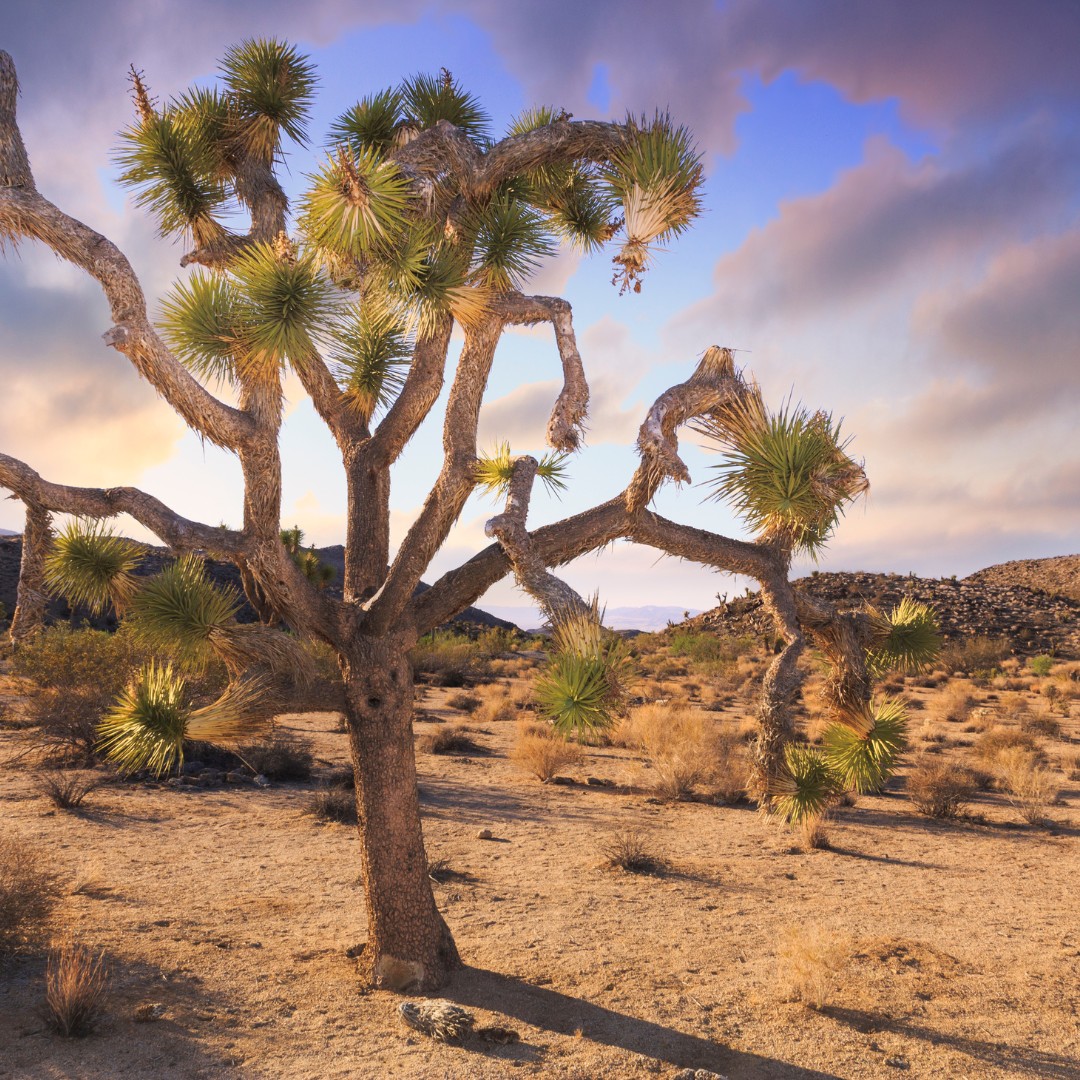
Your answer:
[410,631,483,687]
[906,759,979,819]
[997,748,1057,826]
[601,829,667,874]
[418,724,484,755]
[1018,710,1061,739]
[1029,655,1054,677]
[938,635,1011,677]
[36,771,104,811]
[470,693,516,725]
[510,722,582,781]
[44,939,108,1037]
[933,683,976,724]
[24,687,111,766]
[0,838,61,952]
[446,692,481,713]
[617,704,749,802]
[237,734,313,781]
[975,726,1042,766]
[775,924,851,1009]
[307,787,357,825]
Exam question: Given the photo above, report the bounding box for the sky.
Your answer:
[2,1,1079,623]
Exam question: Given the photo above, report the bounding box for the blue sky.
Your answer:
[2,2,1079,620]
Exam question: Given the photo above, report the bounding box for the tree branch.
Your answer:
[626,345,745,512]
[10,501,50,645]
[365,316,502,633]
[494,293,589,452]
[484,456,591,624]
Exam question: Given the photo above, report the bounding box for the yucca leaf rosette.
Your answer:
[698,389,869,558]
[97,662,271,776]
[330,303,413,421]
[823,696,908,794]
[770,744,840,824]
[867,598,941,676]
[43,520,144,616]
[474,442,569,499]
[534,610,635,738]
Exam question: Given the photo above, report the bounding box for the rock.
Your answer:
[672,1070,728,1080]
[476,828,493,840]
[586,776,614,787]
[225,771,252,784]
[398,1000,474,1042]
[253,774,271,788]
[133,1002,167,1022]
[181,760,205,776]
[884,1057,910,1070]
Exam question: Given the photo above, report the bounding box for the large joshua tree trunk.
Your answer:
[339,633,460,990]
[10,502,51,646]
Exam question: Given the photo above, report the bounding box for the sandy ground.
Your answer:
[1,672,1078,1080]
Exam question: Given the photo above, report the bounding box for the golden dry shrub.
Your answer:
[933,682,976,725]
[44,938,109,1037]
[906,759,979,819]
[616,703,748,802]
[975,726,1043,766]
[509,721,582,781]
[996,747,1058,826]
[775,923,852,1009]
[0,837,61,952]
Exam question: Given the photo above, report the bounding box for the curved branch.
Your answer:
[391,120,482,188]
[626,345,744,512]
[366,316,454,469]
[365,316,502,633]
[475,120,624,201]
[494,293,589,452]
[484,456,591,623]
[0,452,245,555]
[0,52,34,191]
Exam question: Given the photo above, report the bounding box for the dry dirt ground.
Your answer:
[1,665,1078,1080]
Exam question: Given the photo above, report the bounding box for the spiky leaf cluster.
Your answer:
[770,745,839,824]
[116,39,316,244]
[97,663,270,776]
[329,89,405,154]
[400,70,489,140]
[603,114,703,292]
[474,443,569,499]
[43,520,144,616]
[468,193,557,291]
[219,39,318,162]
[867,598,941,676]
[700,391,868,557]
[128,555,241,670]
[330,304,413,420]
[534,611,635,737]
[158,271,244,385]
[823,697,908,794]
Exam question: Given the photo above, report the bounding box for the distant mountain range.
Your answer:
[483,604,703,633]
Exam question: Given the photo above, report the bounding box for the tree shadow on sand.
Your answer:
[445,966,842,1078]
[822,1005,1080,1078]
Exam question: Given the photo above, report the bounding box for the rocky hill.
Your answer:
[684,561,1080,659]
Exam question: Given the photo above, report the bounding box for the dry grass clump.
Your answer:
[933,683,976,724]
[510,721,582,781]
[307,787,357,824]
[44,938,108,1037]
[0,837,61,952]
[468,685,517,725]
[975,726,1042,766]
[775,924,851,1009]
[600,829,667,874]
[237,734,314,780]
[36,771,105,811]
[939,635,1011,677]
[1018,709,1061,739]
[906,759,979,819]
[997,748,1058,826]
[616,704,748,802]
[446,691,481,712]
[418,724,485,755]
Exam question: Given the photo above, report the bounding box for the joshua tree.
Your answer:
[0,42,928,991]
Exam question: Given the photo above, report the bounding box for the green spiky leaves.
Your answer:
[300,147,412,259]
[700,390,869,557]
[97,662,271,776]
[823,697,908,794]
[329,89,405,154]
[159,271,244,385]
[470,193,557,291]
[534,611,635,737]
[474,443,569,499]
[770,745,839,824]
[128,555,241,670]
[400,69,489,140]
[115,109,228,246]
[330,303,412,421]
[219,39,318,162]
[868,598,942,676]
[604,114,703,293]
[43,520,144,616]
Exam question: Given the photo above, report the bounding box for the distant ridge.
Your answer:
[683,560,1080,659]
